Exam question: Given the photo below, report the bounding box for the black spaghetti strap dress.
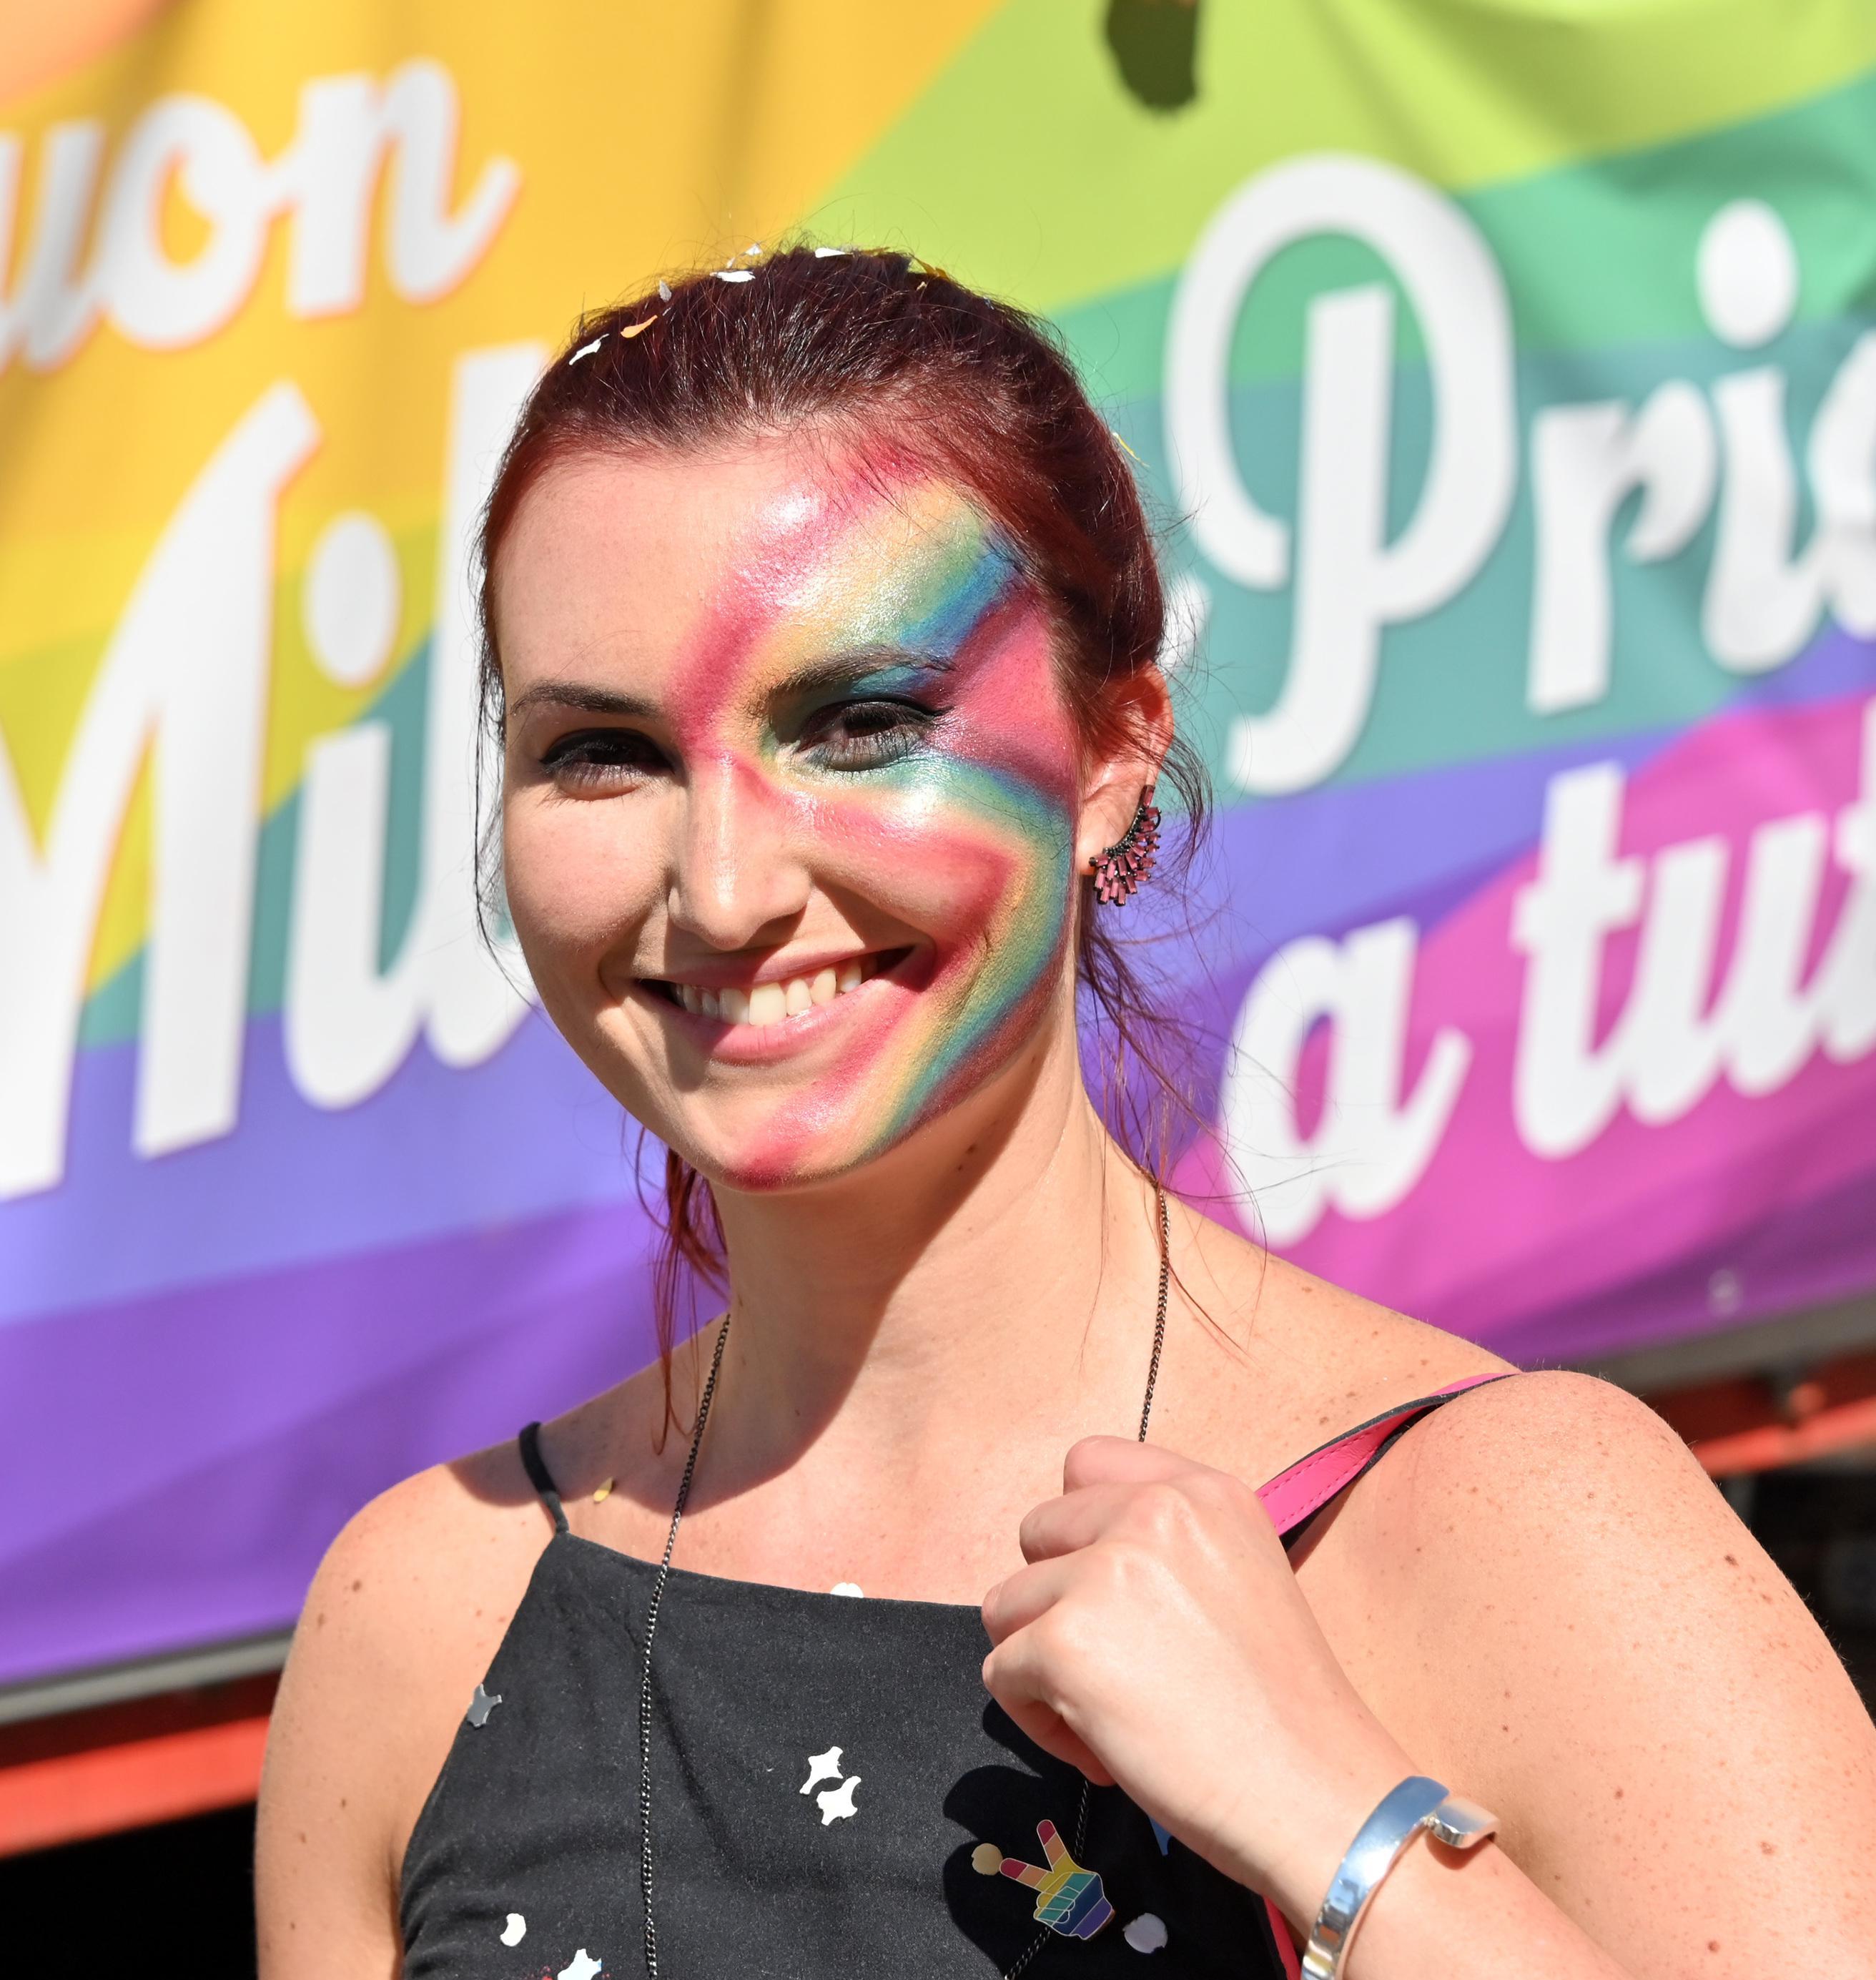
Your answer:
[398,1379,1509,1979]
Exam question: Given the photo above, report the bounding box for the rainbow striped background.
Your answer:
[3,0,1875,1686]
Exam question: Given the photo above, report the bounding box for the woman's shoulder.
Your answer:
[263,1353,688,1806]
[1167,1208,1516,1480]
[260,1427,559,1866]
[286,1346,688,1642]
[256,1420,576,1966]
[1174,1209,1703,1522]
[260,1353,679,1901]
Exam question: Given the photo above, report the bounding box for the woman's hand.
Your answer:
[980,1435,1418,1925]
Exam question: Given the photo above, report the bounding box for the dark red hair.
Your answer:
[476,246,1210,1379]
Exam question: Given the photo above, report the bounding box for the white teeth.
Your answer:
[669,956,888,1029]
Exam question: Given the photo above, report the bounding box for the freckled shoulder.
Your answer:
[257,1427,568,1961]
[1163,1206,1513,1482]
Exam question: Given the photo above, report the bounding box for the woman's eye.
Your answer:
[538,728,666,790]
[801,699,938,769]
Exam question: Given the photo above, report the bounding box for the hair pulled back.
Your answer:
[476,245,1210,1370]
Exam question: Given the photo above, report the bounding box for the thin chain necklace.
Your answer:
[636,1187,1173,1980]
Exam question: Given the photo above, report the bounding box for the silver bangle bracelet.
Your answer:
[1301,1775,1499,1980]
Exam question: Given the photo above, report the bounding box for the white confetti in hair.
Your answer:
[716,270,756,284]
[658,280,673,301]
[568,335,606,365]
[814,246,850,258]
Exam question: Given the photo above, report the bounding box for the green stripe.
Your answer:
[1057,65,1876,403]
[815,0,1876,317]
[1128,312,1873,799]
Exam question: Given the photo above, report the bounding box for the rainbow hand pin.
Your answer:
[972,1819,1115,1941]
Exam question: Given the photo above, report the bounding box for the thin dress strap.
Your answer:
[1256,1372,1517,1542]
[517,1420,569,1535]
[1249,1371,1519,1979]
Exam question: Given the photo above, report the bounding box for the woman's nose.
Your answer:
[666,754,811,949]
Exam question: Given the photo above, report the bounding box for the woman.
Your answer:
[257,248,1876,1979]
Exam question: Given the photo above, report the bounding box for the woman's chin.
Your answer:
[678,1128,889,1198]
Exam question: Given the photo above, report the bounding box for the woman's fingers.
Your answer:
[1016,1484,1139,1563]
[988,1684,1115,1784]
[1061,1434,1198,1492]
[982,1611,1118,1785]
[1021,1462,1275,1569]
[982,1555,1075,1644]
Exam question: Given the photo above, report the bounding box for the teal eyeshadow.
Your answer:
[838,658,942,699]
[895,536,1023,656]
[828,540,1025,705]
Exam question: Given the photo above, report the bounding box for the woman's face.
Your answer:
[495,438,1105,1192]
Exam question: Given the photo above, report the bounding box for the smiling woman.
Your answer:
[255,248,1876,1980]
[478,248,1207,1311]
[495,463,1085,1195]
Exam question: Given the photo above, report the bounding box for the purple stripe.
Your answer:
[1484,1155,1876,1368]
[0,1198,679,1689]
[0,1010,643,1329]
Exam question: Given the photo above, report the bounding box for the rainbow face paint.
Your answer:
[497,445,1086,1191]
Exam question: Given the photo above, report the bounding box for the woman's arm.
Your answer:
[982,1371,1876,1978]
[255,1460,538,1980]
[256,1505,414,1980]
[1322,1371,1876,1977]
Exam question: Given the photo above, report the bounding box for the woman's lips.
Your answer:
[631,946,925,1060]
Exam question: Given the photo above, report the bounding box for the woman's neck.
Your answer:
[698,1036,1170,1491]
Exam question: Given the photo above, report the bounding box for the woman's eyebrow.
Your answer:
[772,648,957,701]
[506,679,662,721]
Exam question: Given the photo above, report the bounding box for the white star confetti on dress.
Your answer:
[799,1745,843,1796]
[466,1684,501,1728]
[1124,1913,1168,1954]
[556,1950,601,1980]
[816,1775,862,1825]
[829,1582,863,1597]
[499,1913,526,1946]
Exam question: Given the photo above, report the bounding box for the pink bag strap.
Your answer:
[1251,1371,1517,1971]
[1263,1892,1305,1979]
[1255,1372,1519,1541]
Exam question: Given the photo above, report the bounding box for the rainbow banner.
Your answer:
[4,1,1875,1688]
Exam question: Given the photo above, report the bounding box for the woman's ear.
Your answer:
[1076,667,1175,872]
